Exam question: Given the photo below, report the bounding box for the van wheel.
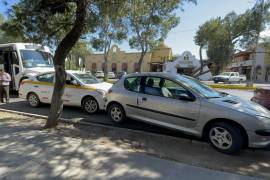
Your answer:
[82,97,99,114]
[208,122,243,154]
[27,93,40,107]
[108,103,125,123]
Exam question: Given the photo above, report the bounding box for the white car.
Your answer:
[95,71,105,79]
[213,72,247,83]
[108,72,116,79]
[19,70,112,114]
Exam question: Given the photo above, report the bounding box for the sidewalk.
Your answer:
[0,112,262,180]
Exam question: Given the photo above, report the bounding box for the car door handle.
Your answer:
[142,97,147,101]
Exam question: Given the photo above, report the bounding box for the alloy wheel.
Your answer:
[209,127,233,150]
[84,99,98,113]
[110,106,123,122]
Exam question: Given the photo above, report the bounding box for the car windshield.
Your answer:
[176,75,225,99]
[221,72,231,76]
[20,50,53,68]
[73,73,99,84]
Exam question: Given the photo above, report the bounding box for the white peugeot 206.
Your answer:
[19,70,112,114]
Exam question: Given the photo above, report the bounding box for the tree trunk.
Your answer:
[44,0,88,129]
[138,51,146,72]
[104,54,108,81]
[199,46,204,75]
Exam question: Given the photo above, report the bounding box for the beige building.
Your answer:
[85,42,172,73]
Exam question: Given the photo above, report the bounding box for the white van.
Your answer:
[0,43,54,90]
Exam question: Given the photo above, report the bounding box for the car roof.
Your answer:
[125,72,179,79]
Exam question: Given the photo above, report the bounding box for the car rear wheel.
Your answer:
[82,97,99,114]
[108,103,125,123]
[27,93,40,107]
[208,122,243,154]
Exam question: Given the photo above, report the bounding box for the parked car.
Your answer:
[106,72,270,154]
[108,72,116,79]
[95,71,105,79]
[117,71,127,79]
[251,87,270,110]
[213,72,246,83]
[19,70,112,114]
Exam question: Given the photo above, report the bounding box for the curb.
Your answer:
[209,84,256,90]
[0,108,209,149]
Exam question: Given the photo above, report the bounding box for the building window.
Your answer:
[122,63,128,72]
[92,63,96,72]
[134,63,139,72]
[111,63,117,72]
[102,63,105,71]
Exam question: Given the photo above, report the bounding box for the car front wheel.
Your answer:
[208,122,243,154]
[82,97,99,114]
[27,93,40,107]
[108,103,125,123]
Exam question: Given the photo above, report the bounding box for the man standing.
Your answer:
[0,68,11,103]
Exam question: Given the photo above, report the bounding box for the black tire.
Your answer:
[214,80,219,84]
[108,103,126,123]
[208,122,243,154]
[82,97,99,114]
[27,93,40,107]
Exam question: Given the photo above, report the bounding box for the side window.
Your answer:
[162,79,190,99]
[124,77,141,92]
[231,73,235,77]
[36,73,54,83]
[144,77,162,96]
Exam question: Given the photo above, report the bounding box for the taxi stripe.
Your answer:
[23,80,97,91]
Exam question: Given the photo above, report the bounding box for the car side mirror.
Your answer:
[178,94,194,101]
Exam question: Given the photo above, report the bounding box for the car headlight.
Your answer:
[97,89,106,98]
[257,116,270,128]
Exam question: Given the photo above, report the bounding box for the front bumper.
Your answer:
[248,131,270,148]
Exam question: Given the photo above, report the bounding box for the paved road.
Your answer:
[0,117,260,180]
[0,89,256,138]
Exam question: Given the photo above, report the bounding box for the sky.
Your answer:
[0,0,258,58]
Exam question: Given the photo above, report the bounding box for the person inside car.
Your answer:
[159,79,172,98]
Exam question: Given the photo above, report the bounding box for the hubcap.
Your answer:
[29,94,38,106]
[209,127,233,150]
[84,99,98,113]
[111,106,122,122]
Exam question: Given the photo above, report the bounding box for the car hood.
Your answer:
[24,67,54,76]
[84,82,112,92]
[208,94,270,118]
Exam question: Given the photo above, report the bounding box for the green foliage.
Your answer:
[128,0,181,52]
[0,13,23,43]
[66,40,92,70]
[195,0,270,74]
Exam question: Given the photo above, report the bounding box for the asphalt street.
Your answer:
[0,89,256,138]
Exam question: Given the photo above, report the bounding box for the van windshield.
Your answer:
[20,50,53,68]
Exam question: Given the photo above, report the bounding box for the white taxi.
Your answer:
[19,70,112,114]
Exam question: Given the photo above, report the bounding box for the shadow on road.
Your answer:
[0,97,197,140]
